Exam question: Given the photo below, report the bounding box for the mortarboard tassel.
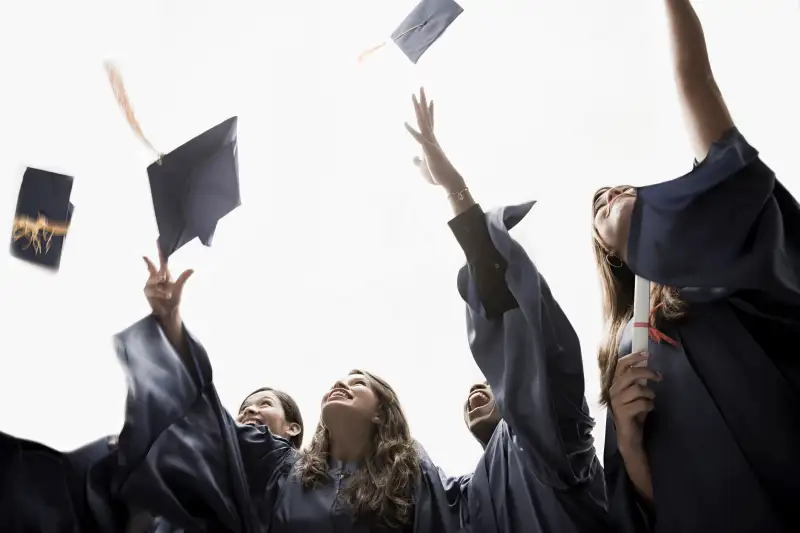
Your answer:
[357,42,388,63]
[357,23,424,64]
[104,61,164,165]
[12,214,69,256]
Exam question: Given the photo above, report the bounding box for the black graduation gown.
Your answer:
[440,203,610,533]
[0,431,125,532]
[109,316,462,533]
[605,128,800,533]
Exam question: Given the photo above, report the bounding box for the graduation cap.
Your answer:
[105,62,241,258]
[10,167,74,270]
[358,0,464,64]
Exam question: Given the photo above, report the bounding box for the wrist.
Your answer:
[157,309,182,330]
[447,187,475,216]
[443,177,467,196]
[618,440,646,458]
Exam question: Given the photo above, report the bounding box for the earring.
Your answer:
[606,254,623,268]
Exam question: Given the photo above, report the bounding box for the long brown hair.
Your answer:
[591,187,686,406]
[295,369,420,528]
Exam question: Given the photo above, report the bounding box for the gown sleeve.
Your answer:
[603,412,655,533]
[627,127,800,307]
[453,202,599,489]
[0,431,124,533]
[111,315,294,532]
[411,442,470,533]
[435,466,472,529]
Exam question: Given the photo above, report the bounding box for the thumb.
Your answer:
[172,269,195,300]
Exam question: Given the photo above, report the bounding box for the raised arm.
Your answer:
[626,2,800,304]
[404,89,598,488]
[110,253,293,531]
[665,0,734,162]
[113,315,292,532]
[455,204,598,488]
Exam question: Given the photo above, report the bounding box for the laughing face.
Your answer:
[237,389,301,443]
[320,372,381,428]
[464,381,502,446]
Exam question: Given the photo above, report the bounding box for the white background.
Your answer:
[0,0,797,476]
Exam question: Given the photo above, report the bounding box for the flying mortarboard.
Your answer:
[10,167,74,270]
[358,0,464,64]
[104,62,240,258]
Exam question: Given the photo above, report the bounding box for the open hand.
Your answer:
[404,87,465,193]
[143,244,193,321]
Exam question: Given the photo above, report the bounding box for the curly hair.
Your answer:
[294,369,420,528]
[591,187,687,406]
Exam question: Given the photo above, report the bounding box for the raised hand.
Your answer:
[143,244,194,322]
[404,87,465,194]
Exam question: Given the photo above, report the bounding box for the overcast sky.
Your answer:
[1,0,797,475]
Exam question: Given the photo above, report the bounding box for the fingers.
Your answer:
[614,351,650,378]
[143,256,158,277]
[157,240,168,276]
[419,87,428,118]
[412,94,425,132]
[409,88,436,140]
[144,284,172,301]
[404,122,425,144]
[416,88,434,136]
[172,269,195,300]
[615,398,654,419]
[610,376,656,421]
[613,366,662,392]
[615,382,656,405]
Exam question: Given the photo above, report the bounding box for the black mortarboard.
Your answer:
[357,0,464,64]
[10,167,74,270]
[147,116,240,258]
[105,63,241,258]
[391,0,464,64]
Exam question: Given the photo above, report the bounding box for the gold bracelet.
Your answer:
[447,187,469,201]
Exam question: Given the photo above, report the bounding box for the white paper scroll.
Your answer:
[632,275,651,354]
[632,275,651,382]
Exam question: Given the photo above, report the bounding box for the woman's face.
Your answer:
[593,186,637,260]
[320,372,380,425]
[237,390,300,441]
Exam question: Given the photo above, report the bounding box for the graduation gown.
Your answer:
[605,128,800,533]
[440,203,610,533]
[0,431,127,532]
[109,315,462,533]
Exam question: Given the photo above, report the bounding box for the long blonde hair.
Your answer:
[295,369,420,528]
[591,187,686,406]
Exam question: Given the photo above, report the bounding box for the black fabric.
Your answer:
[449,203,518,318]
[607,128,800,532]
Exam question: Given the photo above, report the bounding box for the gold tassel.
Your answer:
[12,214,69,255]
[104,61,164,164]
[357,41,388,64]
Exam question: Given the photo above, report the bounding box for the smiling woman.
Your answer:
[237,387,304,449]
[110,315,461,532]
[593,2,800,532]
[103,247,463,532]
